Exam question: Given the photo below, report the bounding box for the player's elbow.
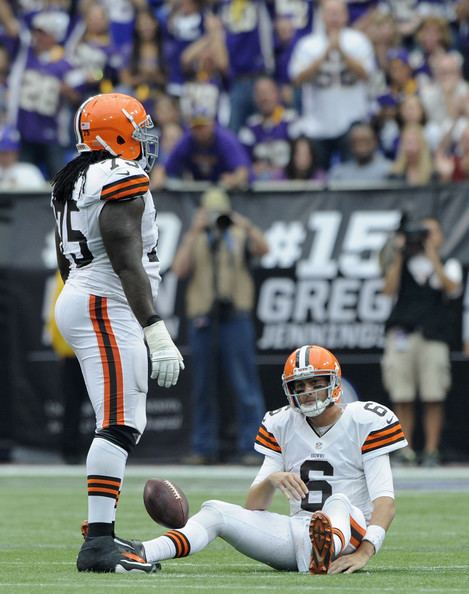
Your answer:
[374,496,396,524]
[386,498,396,521]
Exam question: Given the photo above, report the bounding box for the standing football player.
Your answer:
[52,93,184,573]
[141,345,405,575]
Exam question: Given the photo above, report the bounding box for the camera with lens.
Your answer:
[215,213,233,230]
[402,223,429,255]
[208,211,233,230]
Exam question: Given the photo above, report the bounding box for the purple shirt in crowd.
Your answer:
[15,47,72,144]
[271,0,314,84]
[158,6,205,89]
[217,0,266,79]
[239,108,296,168]
[165,124,251,181]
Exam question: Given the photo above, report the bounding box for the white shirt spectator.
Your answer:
[289,28,375,138]
[0,125,45,189]
[0,161,45,189]
[420,52,469,146]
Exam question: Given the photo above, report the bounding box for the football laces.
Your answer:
[164,480,182,501]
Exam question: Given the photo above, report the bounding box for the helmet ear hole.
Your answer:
[116,135,126,145]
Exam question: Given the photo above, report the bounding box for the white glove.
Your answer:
[143,320,185,388]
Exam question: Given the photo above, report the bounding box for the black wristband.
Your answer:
[145,314,162,327]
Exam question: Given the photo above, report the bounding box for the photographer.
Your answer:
[381,217,462,467]
[172,188,269,464]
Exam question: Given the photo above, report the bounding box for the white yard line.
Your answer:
[1,464,468,479]
[0,584,467,592]
[0,561,468,571]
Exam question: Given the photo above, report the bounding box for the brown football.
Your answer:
[143,478,189,529]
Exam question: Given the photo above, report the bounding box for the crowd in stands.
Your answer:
[0,0,469,189]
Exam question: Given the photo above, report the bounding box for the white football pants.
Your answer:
[55,284,148,435]
[145,496,367,572]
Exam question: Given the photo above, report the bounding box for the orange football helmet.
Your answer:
[74,93,158,171]
[282,345,342,417]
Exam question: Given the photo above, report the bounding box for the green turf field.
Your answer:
[0,466,468,593]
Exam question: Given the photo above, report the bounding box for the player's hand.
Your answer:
[328,549,372,574]
[144,320,185,388]
[268,472,308,501]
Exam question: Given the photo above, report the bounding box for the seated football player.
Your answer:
[138,345,406,574]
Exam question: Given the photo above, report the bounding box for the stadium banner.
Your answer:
[1,184,469,459]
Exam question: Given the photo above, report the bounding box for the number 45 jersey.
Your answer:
[254,401,407,521]
[52,157,160,303]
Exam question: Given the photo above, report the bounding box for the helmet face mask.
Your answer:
[285,373,339,417]
[75,93,159,172]
[282,345,342,418]
[125,110,159,172]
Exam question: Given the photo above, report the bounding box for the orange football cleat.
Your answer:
[309,511,335,575]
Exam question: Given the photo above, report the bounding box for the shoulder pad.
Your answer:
[262,405,291,424]
[254,406,290,456]
[351,402,406,458]
[348,401,394,425]
[99,158,149,202]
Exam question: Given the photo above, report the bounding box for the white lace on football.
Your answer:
[163,480,181,500]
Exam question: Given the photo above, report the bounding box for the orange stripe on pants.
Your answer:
[89,295,125,426]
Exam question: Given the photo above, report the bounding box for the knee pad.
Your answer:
[200,500,225,514]
[95,425,140,454]
[201,500,239,514]
[198,500,242,538]
[201,500,243,524]
[323,493,353,514]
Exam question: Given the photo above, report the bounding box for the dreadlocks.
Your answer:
[52,150,114,203]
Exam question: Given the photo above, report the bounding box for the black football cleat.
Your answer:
[77,535,160,573]
[81,520,155,568]
[113,535,151,563]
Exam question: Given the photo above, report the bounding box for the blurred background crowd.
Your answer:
[1,0,469,189]
[2,0,469,467]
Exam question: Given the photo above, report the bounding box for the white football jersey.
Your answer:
[288,28,375,138]
[52,157,160,303]
[254,401,407,521]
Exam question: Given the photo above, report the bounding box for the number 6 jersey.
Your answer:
[254,401,407,521]
[52,157,160,303]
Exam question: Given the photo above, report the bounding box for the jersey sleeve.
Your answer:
[254,411,283,458]
[358,402,408,461]
[250,455,284,487]
[100,163,149,202]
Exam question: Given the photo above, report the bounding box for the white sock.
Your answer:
[322,494,352,557]
[143,534,177,562]
[143,504,223,562]
[86,437,128,525]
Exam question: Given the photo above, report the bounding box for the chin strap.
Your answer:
[95,134,118,156]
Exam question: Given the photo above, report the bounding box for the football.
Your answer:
[143,478,189,529]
